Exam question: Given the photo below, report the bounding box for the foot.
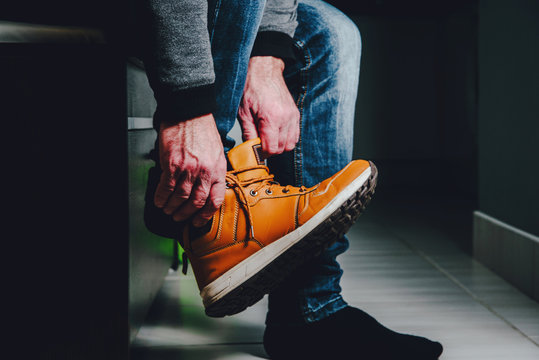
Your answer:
[182,138,378,317]
[263,306,443,359]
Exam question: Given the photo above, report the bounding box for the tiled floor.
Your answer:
[131,194,539,359]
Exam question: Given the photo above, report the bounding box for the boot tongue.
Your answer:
[227,138,268,181]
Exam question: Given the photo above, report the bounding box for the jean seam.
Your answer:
[303,294,344,315]
[292,39,312,187]
[209,0,222,44]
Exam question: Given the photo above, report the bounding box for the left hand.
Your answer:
[238,56,300,158]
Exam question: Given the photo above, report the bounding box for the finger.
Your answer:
[163,172,193,215]
[284,125,297,152]
[284,113,300,152]
[154,170,177,208]
[172,180,210,222]
[279,122,293,153]
[259,123,280,158]
[238,102,259,141]
[192,180,225,227]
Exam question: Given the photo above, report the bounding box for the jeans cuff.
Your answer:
[302,296,348,323]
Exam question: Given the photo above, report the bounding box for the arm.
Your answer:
[141,0,216,121]
[258,0,298,37]
[140,0,226,226]
[238,0,301,158]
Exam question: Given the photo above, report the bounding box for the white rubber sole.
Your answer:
[200,166,372,308]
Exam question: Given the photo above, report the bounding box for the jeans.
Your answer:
[208,0,361,324]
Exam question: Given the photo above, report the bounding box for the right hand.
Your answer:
[155,113,227,227]
[238,56,300,159]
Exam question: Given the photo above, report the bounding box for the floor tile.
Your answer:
[131,198,539,359]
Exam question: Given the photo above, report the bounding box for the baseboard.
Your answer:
[473,211,539,302]
[128,116,153,130]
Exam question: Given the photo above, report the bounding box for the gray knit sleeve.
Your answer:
[141,0,216,122]
[258,0,298,38]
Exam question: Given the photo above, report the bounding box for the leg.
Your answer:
[144,0,266,237]
[207,0,267,152]
[267,0,361,324]
[265,4,442,359]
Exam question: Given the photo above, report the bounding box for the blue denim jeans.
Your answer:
[208,0,361,324]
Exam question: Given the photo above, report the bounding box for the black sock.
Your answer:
[263,306,443,360]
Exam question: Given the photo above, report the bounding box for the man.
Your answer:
[139,0,443,358]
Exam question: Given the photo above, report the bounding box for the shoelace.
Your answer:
[182,165,305,275]
[225,165,305,240]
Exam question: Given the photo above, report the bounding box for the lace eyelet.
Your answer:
[225,183,232,189]
[250,189,258,196]
[265,189,273,195]
[282,189,290,194]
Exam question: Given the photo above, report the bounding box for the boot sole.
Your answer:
[203,161,378,317]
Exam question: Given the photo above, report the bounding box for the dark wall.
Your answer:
[1,1,123,26]
[2,44,129,359]
[331,1,479,199]
[324,1,479,251]
[477,0,539,236]
[333,0,538,239]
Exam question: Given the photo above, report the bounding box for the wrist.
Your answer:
[249,56,285,74]
[153,83,216,127]
[159,113,214,132]
[250,31,297,66]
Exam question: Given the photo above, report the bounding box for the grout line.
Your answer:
[392,233,539,347]
[131,342,264,349]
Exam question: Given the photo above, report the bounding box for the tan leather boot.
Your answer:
[182,138,377,317]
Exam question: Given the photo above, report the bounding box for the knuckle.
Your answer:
[197,166,211,181]
[209,197,223,210]
[267,143,279,154]
[183,159,198,173]
[198,159,219,176]
[160,171,176,186]
[154,191,169,202]
[191,198,207,209]
[166,154,182,169]
[177,180,193,193]
[156,180,174,195]
[173,191,190,200]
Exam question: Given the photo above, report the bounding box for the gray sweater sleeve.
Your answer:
[251,0,298,64]
[141,0,216,122]
[259,0,298,37]
[140,0,298,123]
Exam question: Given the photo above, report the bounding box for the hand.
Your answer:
[155,114,227,227]
[238,56,300,158]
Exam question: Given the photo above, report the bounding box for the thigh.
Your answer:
[207,0,267,152]
[270,0,362,187]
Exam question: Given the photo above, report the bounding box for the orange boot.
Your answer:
[182,138,377,317]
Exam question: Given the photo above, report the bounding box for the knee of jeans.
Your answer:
[308,2,362,73]
[329,13,361,71]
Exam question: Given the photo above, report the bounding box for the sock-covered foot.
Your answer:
[263,306,443,360]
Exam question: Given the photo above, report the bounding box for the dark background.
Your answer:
[2,0,537,358]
